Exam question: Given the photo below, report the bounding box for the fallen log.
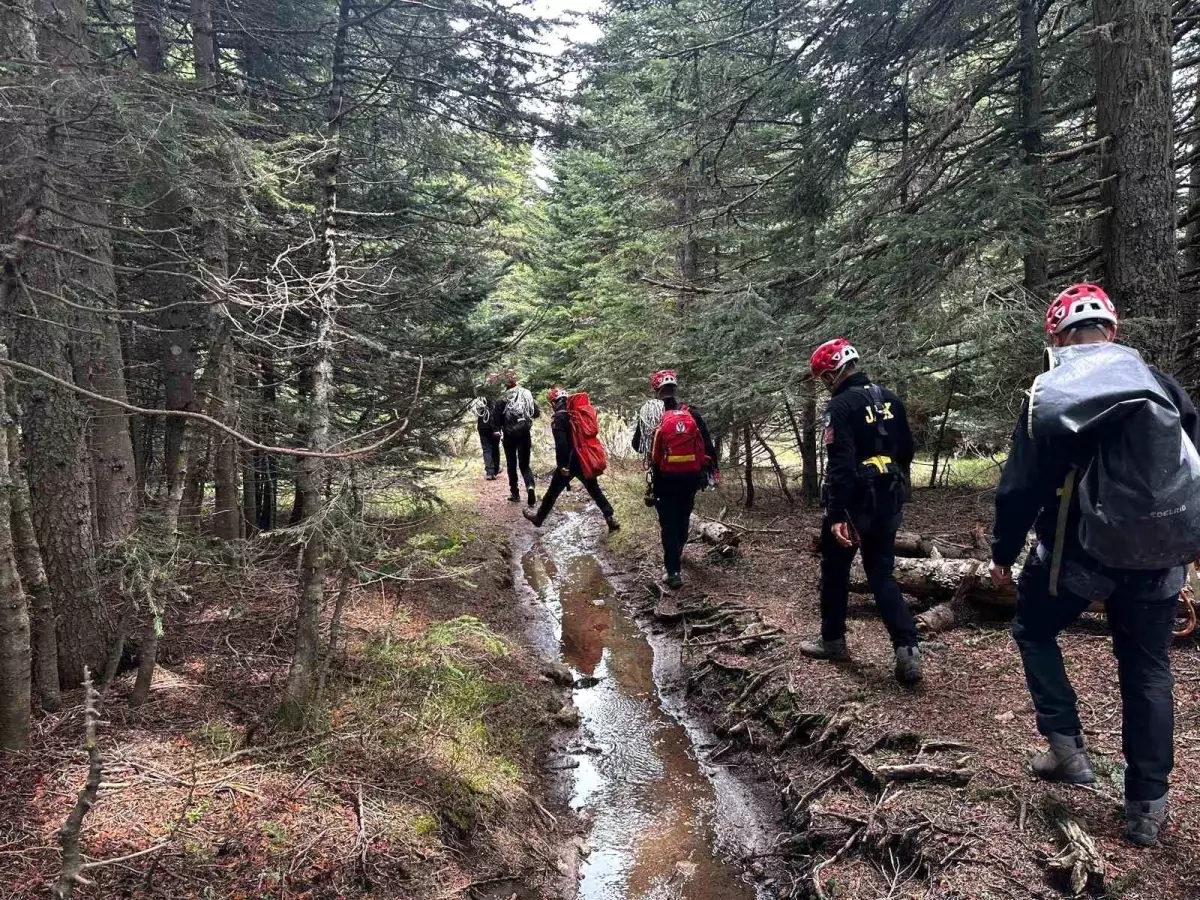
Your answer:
[850,557,1023,603]
[693,521,741,548]
[807,528,981,560]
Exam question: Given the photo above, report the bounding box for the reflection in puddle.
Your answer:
[520,514,760,900]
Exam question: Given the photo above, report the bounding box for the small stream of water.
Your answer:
[516,511,771,900]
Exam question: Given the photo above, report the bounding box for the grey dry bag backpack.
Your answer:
[1029,342,1200,570]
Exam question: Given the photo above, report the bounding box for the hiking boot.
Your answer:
[605,515,621,533]
[522,508,544,528]
[1031,732,1096,785]
[527,488,537,507]
[508,493,521,502]
[1124,795,1168,847]
[665,572,683,590]
[486,474,496,481]
[894,646,923,685]
[798,636,849,662]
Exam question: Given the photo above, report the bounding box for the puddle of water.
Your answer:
[518,512,766,900]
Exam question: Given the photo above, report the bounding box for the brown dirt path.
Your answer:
[591,467,1200,900]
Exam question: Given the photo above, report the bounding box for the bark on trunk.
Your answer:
[849,557,1021,603]
[742,424,755,508]
[786,395,820,505]
[212,344,240,541]
[5,371,59,711]
[0,366,31,751]
[129,613,158,707]
[281,0,350,725]
[1093,0,1178,361]
[72,314,137,544]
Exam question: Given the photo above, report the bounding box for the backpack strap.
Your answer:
[1048,468,1077,598]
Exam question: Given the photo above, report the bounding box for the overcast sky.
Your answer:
[525,0,605,186]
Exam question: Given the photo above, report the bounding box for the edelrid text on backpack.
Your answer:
[1030,343,1200,570]
[566,393,608,479]
[653,406,707,475]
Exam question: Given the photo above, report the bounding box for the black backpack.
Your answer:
[503,396,532,437]
[1031,343,1200,570]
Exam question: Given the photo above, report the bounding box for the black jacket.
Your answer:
[822,371,914,523]
[551,404,574,470]
[632,397,718,472]
[992,366,1200,568]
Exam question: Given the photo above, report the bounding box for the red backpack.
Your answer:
[653,406,707,474]
[566,393,608,479]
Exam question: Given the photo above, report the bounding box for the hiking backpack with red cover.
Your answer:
[566,393,608,478]
[653,406,707,475]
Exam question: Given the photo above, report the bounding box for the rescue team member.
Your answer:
[499,370,539,506]
[799,339,921,685]
[472,375,502,481]
[991,284,1200,846]
[524,388,620,531]
[632,370,717,590]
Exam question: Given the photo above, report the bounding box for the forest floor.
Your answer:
[585,466,1200,900]
[0,468,581,900]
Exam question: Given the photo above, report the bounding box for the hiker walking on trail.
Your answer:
[524,387,620,532]
[635,390,666,505]
[799,339,921,685]
[499,370,540,506]
[991,283,1200,847]
[633,370,717,590]
[472,375,502,481]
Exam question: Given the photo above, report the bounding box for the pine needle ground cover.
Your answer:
[0,476,573,899]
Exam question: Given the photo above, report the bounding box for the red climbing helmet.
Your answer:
[650,369,678,392]
[1045,283,1118,335]
[547,386,569,403]
[810,338,860,378]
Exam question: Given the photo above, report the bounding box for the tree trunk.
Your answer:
[1018,0,1048,294]
[72,314,138,544]
[256,357,278,532]
[133,0,166,74]
[753,424,794,504]
[742,423,755,508]
[281,0,350,725]
[212,344,240,541]
[787,394,820,504]
[0,367,31,751]
[242,450,257,537]
[5,371,59,711]
[928,381,955,488]
[129,614,159,707]
[1093,0,1178,361]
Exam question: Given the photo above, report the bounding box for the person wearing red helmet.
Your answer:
[991,283,1200,847]
[523,387,620,532]
[633,370,718,590]
[800,339,921,685]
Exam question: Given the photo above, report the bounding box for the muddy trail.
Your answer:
[511,510,778,899]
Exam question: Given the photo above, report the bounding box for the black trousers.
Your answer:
[819,512,918,649]
[502,431,534,494]
[655,474,698,576]
[477,429,500,477]
[536,469,613,519]
[1013,551,1179,802]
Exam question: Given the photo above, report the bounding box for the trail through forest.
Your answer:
[508,500,771,899]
